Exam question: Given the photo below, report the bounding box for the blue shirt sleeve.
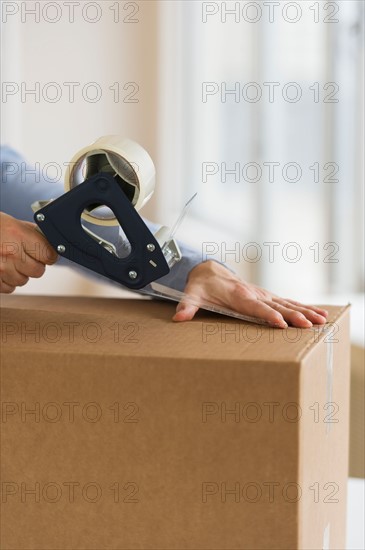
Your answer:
[0,145,203,292]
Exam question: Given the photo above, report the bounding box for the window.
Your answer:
[165,0,365,298]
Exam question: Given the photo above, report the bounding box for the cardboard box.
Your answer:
[0,296,350,550]
[349,344,365,478]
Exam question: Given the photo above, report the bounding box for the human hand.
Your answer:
[0,212,58,293]
[173,260,328,328]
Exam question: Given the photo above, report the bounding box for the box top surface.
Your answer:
[1,295,349,362]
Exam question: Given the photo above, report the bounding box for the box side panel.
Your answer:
[1,349,300,550]
[349,344,365,478]
[299,310,350,550]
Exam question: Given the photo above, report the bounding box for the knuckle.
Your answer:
[232,282,243,295]
[17,276,30,287]
[2,286,15,294]
[232,282,249,297]
[45,247,58,264]
[292,311,306,320]
[199,260,218,275]
[32,263,46,278]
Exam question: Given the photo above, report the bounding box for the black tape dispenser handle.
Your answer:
[34,173,170,289]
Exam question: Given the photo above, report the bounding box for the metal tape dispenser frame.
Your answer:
[32,136,184,290]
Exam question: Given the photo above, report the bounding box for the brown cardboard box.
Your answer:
[349,344,365,478]
[0,296,350,550]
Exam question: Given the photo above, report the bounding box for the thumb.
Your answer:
[172,300,199,322]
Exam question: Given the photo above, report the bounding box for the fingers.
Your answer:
[0,280,16,294]
[1,215,58,266]
[272,298,327,325]
[234,297,288,328]
[173,295,290,328]
[265,301,314,328]
[0,255,45,293]
[228,284,286,327]
[177,261,328,329]
[15,255,46,279]
[173,301,200,322]
[22,226,58,265]
[12,268,29,287]
[281,298,328,318]
[1,265,29,288]
[0,214,56,294]
[173,296,327,329]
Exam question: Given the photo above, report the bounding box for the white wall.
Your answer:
[1,1,364,308]
[1,0,161,296]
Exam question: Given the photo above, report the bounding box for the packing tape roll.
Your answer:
[64,136,155,227]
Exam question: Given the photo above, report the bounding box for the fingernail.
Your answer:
[273,322,288,329]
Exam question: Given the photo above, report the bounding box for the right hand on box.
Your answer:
[0,212,58,293]
[173,260,329,328]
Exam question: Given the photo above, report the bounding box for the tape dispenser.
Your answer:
[32,136,184,290]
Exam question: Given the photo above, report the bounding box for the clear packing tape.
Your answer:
[64,136,184,270]
[64,136,156,226]
[141,283,272,325]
